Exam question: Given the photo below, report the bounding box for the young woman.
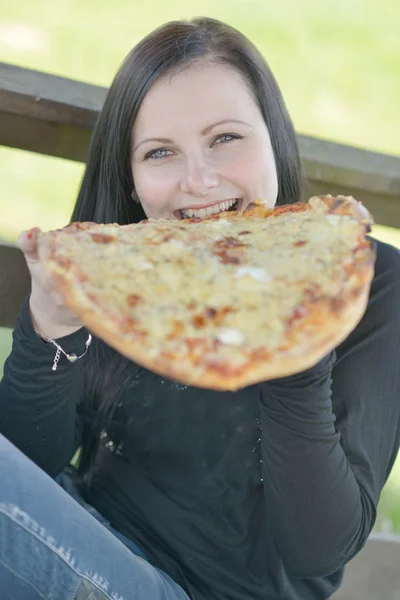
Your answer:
[1,17,400,600]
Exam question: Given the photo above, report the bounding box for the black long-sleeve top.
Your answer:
[1,239,400,600]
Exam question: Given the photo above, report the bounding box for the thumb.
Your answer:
[17,228,41,265]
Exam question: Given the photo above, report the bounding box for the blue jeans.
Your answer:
[0,434,190,600]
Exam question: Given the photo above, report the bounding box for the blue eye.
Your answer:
[144,148,172,161]
[143,133,243,161]
[213,133,243,145]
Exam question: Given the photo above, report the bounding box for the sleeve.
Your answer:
[0,296,90,477]
[257,241,400,579]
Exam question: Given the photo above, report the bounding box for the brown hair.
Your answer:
[71,17,302,225]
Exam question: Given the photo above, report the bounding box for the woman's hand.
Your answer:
[18,227,83,339]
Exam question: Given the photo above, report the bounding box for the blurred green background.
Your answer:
[1,0,399,532]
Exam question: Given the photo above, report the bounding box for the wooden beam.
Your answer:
[300,135,400,228]
[0,61,106,162]
[0,62,105,127]
[0,111,92,162]
[0,243,30,329]
[299,135,400,198]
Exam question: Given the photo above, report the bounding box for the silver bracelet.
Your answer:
[34,329,92,371]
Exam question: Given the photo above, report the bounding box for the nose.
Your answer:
[180,154,219,196]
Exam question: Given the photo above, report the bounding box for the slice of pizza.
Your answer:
[37,195,376,391]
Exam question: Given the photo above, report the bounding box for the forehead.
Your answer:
[132,63,259,137]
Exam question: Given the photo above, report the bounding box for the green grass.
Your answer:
[0,329,12,379]
[0,0,399,532]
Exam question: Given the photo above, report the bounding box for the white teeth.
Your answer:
[204,206,214,217]
[181,198,238,219]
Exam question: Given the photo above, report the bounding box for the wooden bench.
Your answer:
[333,533,400,600]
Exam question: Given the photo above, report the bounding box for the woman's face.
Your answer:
[130,62,278,220]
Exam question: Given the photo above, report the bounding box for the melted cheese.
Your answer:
[46,204,371,373]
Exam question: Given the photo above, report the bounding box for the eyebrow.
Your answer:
[132,119,251,153]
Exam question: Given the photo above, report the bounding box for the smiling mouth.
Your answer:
[177,198,242,220]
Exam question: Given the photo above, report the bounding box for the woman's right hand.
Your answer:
[18,227,83,339]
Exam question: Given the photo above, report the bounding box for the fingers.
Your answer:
[17,228,41,263]
[17,228,81,334]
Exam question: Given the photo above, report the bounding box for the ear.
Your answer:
[130,190,140,203]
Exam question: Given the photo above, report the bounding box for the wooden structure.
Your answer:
[333,533,400,600]
[1,60,400,329]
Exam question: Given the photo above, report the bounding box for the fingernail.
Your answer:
[27,227,39,240]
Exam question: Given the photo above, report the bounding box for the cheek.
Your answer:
[247,141,278,204]
[132,164,177,211]
[226,144,277,192]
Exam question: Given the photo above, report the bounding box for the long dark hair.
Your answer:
[71,17,302,226]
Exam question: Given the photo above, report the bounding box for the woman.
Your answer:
[1,16,400,600]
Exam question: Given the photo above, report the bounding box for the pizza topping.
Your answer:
[214,236,248,249]
[287,305,309,324]
[235,266,271,282]
[68,222,97,233]
[120,317,138,333]
[192,314,206,328]
[250,347,272,361]
[205,306,234,326]
[272,203,308,217]
[191,306,234,329]
[91,233,116,244]
[185,338,209,362]
[215,253,240,265]
[205,307,217,319]
[216,328,245,346]
[169,320,184,337]
[213,236,249,265]
[210,218,229,227]
[225,253,242,265]
[326,215,343,226]
[77,270,88,283]
[168,238,185,248]
[127,294,142,307]
[138,260,154,270]
[55,256,73,270]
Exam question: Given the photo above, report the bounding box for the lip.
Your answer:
[174,198,243,219]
